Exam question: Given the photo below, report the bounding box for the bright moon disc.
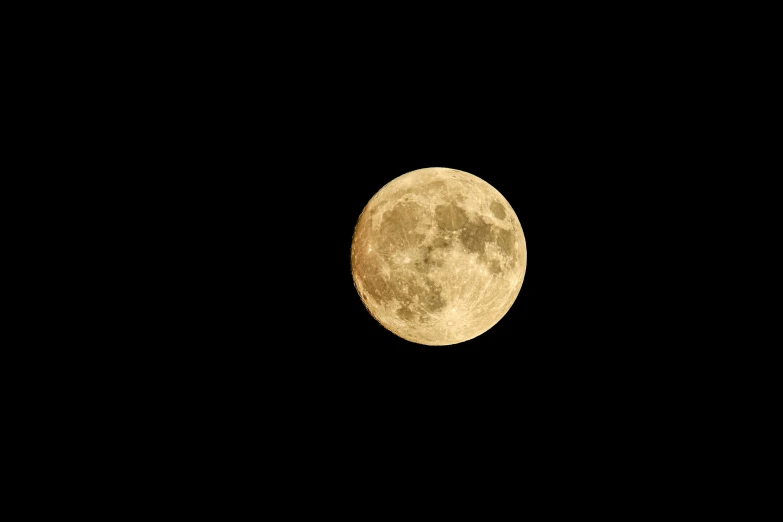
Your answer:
[351,167,527,345]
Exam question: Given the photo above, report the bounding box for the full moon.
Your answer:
[351,167,527,345]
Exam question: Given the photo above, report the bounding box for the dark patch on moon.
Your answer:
[490,201,506,220]
[446,211,517,274]
[460,218,494,255]
[431,236,451,249]
[419,245,444,268]
[379,201,427,251]
[435,202,468,231]
[495,227,514,257]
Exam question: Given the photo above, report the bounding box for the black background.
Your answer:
[20,5,739,494]
[118,15,701,411]
[128,96,676,439]
[149,104,627,399]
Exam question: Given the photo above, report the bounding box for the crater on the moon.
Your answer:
[351,167,526,346]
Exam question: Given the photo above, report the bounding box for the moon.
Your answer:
[351,167,527,345]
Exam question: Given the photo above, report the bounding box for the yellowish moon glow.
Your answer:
[351,167,527,345]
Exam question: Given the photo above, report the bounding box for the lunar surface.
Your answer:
[351,167,527,345]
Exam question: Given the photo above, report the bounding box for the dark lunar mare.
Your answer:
[355,194,517,324]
